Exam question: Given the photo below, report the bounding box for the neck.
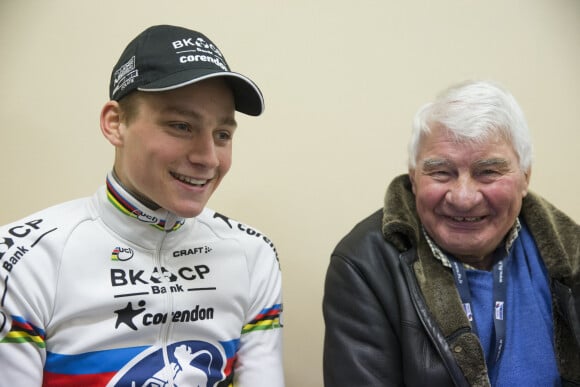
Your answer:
[111,169,161,210]
[456,248,503,271]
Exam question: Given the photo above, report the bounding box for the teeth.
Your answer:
[172,172,208,186]
[451,216,482,222]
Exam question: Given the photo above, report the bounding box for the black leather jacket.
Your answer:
[323,175,580,386]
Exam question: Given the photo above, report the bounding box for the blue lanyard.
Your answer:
[449,251,510,366]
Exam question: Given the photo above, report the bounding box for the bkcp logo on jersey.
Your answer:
[108,340,225,387]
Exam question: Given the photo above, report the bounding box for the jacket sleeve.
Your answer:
[323,249,404,387]
[234,235,285,387]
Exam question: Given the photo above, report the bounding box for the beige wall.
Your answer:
[1,1,579,386]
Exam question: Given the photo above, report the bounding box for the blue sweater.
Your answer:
[467,223,560,386]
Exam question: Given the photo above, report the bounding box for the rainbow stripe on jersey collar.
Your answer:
[106,176,184,232]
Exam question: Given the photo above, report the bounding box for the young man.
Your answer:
[0,25,284,386]
[323,80,580,386]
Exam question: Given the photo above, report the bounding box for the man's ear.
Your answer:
[100,101,124,147]
[522,168,532,197]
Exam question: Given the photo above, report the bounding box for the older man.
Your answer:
[323,80,580,386]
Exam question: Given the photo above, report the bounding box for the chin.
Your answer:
[180,203,209,218]
[167,197,209,218]
[176,209,204,218]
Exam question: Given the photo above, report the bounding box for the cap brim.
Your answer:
[138,70,264,116]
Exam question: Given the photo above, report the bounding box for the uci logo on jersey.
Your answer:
[111,247,134,261]
[132,210,158,224]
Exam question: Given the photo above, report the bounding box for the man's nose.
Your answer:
[188,133,219,168]
[445,176,482,210]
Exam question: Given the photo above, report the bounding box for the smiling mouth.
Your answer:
[449,216,484,222]
[170,172,211,187]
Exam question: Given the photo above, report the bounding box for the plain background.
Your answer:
[1,1,579,386]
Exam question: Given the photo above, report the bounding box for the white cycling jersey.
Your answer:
[0,173,284,387]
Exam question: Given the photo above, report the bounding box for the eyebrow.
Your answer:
[421,157,511,171]
[473,158,510,170]
[421,158,452,171]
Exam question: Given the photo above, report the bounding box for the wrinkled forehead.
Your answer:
[417,123,517,156]
[416,123,520,163]
[423,121,512,145]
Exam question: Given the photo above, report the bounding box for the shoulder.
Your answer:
[0,197,94,262]
[195,208,279,259]
[334,209,385,255]
[0,197,96,293]
[1,197,93,232]
[331,208,404,275]
[522,192,580,278]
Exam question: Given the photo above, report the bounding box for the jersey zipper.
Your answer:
[154,228,175,385]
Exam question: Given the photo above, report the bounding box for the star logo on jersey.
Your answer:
[114,300,146,330]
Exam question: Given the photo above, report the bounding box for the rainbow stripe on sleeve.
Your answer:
[241,304,282,334]
[0,315,46,348]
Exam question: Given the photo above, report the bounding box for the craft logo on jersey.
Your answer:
[172,246,212,257]
[108,340,225,387]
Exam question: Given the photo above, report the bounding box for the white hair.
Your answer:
[407,80,533,171]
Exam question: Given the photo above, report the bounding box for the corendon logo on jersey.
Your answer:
[114,300,215,331]
[213,212,280,266]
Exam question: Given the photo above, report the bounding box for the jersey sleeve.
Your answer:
[0,216,61,386]
[233,234,284,387]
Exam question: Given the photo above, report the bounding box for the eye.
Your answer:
[215,130,233,142]
[476,168,502,178]
[427,170,451,180]
[475,168,504,183]
[170,122,191,132]
[473,159,510,180]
